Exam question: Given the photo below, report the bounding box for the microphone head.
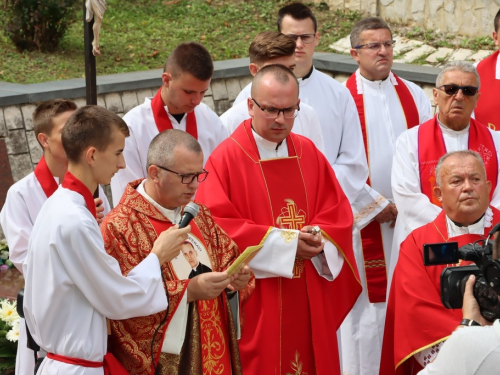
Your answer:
[184,202,199,218]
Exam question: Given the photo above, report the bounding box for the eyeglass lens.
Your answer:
[182,172,208,184]
[441,85,478,97]
[287,34,314,44]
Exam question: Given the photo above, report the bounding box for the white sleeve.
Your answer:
[352,184,390,230]
[310,239,344,281]
[331,94,369,204]
[306,109,325,154]
[417,323,500,375]
[0,189,33,273]
[391,130,441,233]
[110,126,144,207]
[59,218,168,320]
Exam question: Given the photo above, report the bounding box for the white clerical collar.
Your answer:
[136,179,182,224]
[358,70,395,86]
[445,207,493,237]
[252,128,288,159]
[496,51,500,80]
[437,116,470,136]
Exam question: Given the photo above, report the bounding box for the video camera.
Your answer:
[423,222,500,322]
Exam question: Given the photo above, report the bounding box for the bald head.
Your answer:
[147,129,202,170]
[251,64,299,98]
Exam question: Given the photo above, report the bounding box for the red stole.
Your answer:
[61,172,96,219]
[151,88,198,139]
[148,215,232,375]
[476,51,500,130]
[346,71,420,303]
[418,116,498,206]
[33,156,58,198]
[380,207,500,375]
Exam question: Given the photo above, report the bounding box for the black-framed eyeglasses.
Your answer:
[285,33,316,44]
[156,165,209,184]
[354,40,396,51]
[252,98,300,119]
[437,84,479,97]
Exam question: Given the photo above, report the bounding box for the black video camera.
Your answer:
[423,222,500,322]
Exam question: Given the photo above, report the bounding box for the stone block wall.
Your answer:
[320,0,500,38]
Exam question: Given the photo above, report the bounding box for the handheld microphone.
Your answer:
[178,202,199,228]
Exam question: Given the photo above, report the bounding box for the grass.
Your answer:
[0,0,362,84]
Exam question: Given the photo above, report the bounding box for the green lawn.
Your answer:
[0,0,361,84]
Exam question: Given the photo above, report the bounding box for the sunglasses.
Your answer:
[437,84,479,97]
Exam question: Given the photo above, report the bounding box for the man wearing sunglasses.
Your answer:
[110,42,227,207]
[101,129,251,374]
[341,17,433,375]
[391,61,500,291]
[474,8,500,130]
[197,64,361,375]
[232,3,368,206]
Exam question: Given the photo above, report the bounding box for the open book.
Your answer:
[226,244,263,276]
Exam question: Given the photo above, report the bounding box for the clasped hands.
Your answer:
[296,225,325,260]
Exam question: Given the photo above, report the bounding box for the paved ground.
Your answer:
[330,35,494,66]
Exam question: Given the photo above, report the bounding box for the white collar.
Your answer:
[252,128,288,158]
[437,116,470,136]
[445,207,493,236]
[496,51,500,80]
[136,179,182,224]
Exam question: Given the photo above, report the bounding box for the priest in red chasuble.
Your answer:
[380,150,500,374]
[196,64,361,375]
[101,130,251,375]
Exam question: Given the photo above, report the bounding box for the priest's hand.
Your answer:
[226,265,251,292]
[297,229,325,260]
[187,272,233,303]
[94,198,105,224]
[374,203,398,228]
[151,225,191,265]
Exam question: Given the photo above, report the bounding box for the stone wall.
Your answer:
[0,53,440,226]
[321,0,500,37]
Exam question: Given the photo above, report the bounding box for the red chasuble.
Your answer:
[147,218,232,374]
[33,156,58,197]
[196,120,361,375]
[476,51,500,130]
[418,116,498,206]
[151,88,198,139]
[346,71,420,303]
[380,207,500,375]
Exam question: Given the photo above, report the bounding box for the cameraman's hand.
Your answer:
[187,272,233,303]
[151,225,191,265]
[462,274,491,326]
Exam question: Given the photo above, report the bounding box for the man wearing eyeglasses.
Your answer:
[220,31,325,152]
[340,17,433,375]
[474,8,500,130]
[197,64,361,375]
[232,3,368,205]
[101,129,251,375]
[109,42,228,207]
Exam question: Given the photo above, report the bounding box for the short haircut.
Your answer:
[251,64,299,98]
[147,129,202,170]
[33,99,77,138]
[249,31,296,65]
[163,42,213,81]
[62,106,130,163]
[495,8,500,33]
[435,61,480,89]
[350,17,392,48]
[435,150,486,187]
[277,3,317,33]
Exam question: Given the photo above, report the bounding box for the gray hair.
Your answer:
[435,61,480,89]
[146,129,202,169]
[435,150,486,187]
[350,17,392,48]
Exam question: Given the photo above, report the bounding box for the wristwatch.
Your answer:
[460,318,481,327]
